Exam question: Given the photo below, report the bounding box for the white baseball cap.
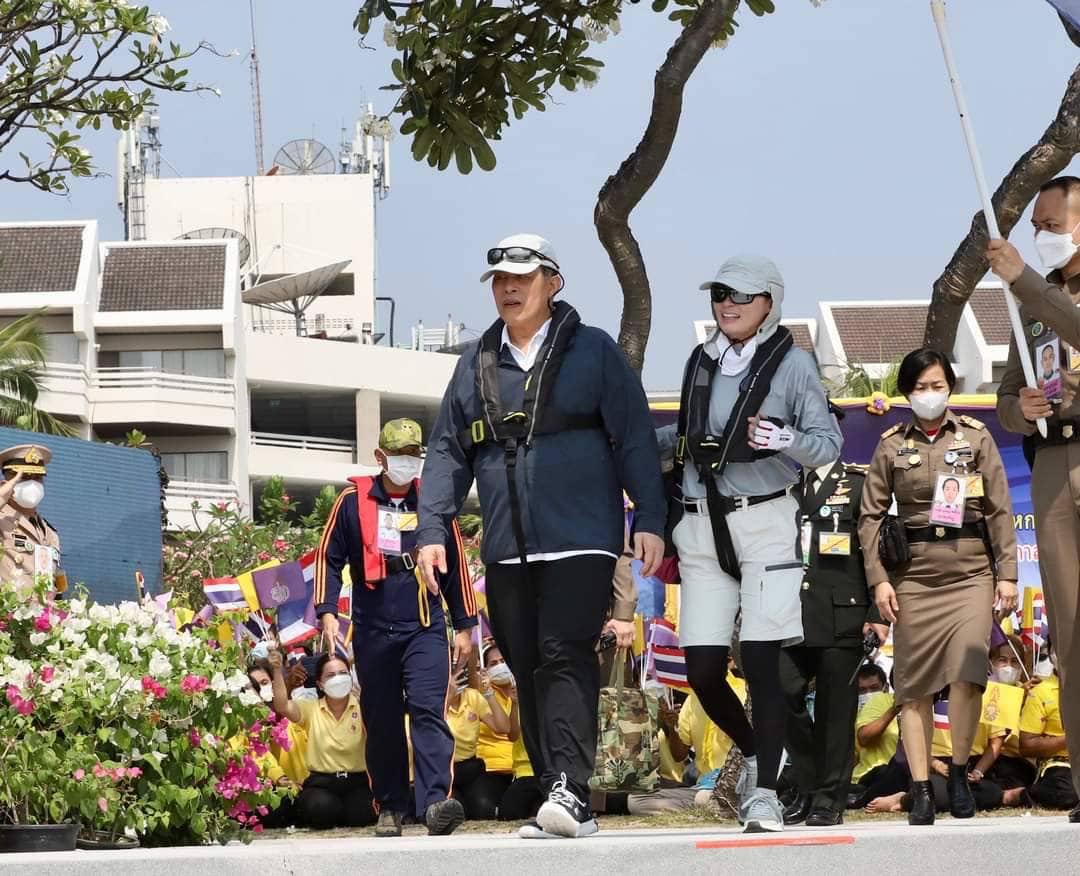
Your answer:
[480,233,561,283]
[698,254,784,298]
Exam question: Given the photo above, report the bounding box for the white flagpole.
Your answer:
[930,0,1048,438]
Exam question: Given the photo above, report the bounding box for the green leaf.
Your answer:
[454,141,473,174]
[472,137,496,172]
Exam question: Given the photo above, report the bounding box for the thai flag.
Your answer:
[933,699,950,732]
[1046,0,1080,30]
[645,618,680,681]
[234,612,272,645]
[653,645,690,691]
[335,615,353,661]
[275,552,319,647]
[1032,592,1047,648]
[202,577,248,612]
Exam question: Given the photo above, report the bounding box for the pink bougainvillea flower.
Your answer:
[5,685,19,703]
[273,539,287,552]
[33,613,52,632]
[127,767,142,778]
[257,551,270,562]
[113,767,127,780]
[15,699,33,716]
[93,763,108,779]
[40,666,54,684]
[72,769,85,780]
[180,675,208,695]
[97,797,108,813]
[189,729,202,748]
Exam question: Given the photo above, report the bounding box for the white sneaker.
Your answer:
[535,774,599,838]
[518,820,558,839]
[735,760,759,822]
[741,790,784,833]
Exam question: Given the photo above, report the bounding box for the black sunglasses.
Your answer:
[709,283,771,306]
[487,246,560,270]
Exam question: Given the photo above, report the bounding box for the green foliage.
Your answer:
[300,484,340,533]
[0,0,219,193]
[0,311,75,436]
[163,479,322,611]
[826,357,902,398]
[0,579,285,842]
[354,0,787,174]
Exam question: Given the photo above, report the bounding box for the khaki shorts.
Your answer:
[673,494,804,647]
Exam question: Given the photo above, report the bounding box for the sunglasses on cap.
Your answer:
[486,246,560,270]
[709,283,771,306]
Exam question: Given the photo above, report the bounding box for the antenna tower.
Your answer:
[248,0,266,175]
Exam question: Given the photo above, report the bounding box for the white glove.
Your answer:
[750,419,794,451]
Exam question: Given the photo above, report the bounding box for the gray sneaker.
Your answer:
[741,791,784,833]
[735,761,759,821]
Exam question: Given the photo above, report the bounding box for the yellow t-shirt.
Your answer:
[296,695,367,774]
[659,729,684,784]
[476,687,514,773]
[931,708,999,760]
[1019,675,1069,772]
[447,688,492,763]
[853,692,899,782]
[272,720,310,785]
[678,678,746,775]
[512,734,534,779]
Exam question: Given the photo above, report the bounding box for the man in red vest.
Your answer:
[315,418,477,837]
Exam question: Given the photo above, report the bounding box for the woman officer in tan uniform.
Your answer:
[858,349,1018,826]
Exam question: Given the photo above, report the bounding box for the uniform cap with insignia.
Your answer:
[0,444,51,476]
[378,418,424,451]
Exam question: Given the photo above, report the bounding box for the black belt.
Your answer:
[1035,417,1080,448]
[385,550,418,576]
[682,488,788,516]
[307,770,366,781]
[905,522,986,543]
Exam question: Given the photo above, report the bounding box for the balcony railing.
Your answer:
[165,480,239,505]
[94,367,235,397]
[250,432,355,454]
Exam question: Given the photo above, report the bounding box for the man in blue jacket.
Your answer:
[315,418,477,838]
[417,233,666,839]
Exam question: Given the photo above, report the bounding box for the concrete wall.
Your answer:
[0,425,163,603]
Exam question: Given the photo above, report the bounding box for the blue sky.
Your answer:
[2,0,1075,389]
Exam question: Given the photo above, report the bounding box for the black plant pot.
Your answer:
[76,830,140,851]
[0,823,79,853]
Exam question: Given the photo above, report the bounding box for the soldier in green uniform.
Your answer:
[780,403,886,827]
[0,445,62,593]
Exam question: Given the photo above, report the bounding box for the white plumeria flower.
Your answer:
[810,0,826,6]
[45,55,66,76]
[148,14,170,35]
[383,22,398,49]
[581,15,609,42]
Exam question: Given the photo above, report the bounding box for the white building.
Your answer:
[0,119,461,530]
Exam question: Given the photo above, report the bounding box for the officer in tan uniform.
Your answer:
[859,349,1017,827]
[0,445,62,593]
[988,174,1080,825]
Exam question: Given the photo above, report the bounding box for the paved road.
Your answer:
[6,815,1076,875]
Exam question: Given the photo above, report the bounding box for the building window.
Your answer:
[160,451,228,484]
[44,333,79,364]
[98,349,225,378]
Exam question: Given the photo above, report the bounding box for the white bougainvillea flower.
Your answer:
[148,649,171,679]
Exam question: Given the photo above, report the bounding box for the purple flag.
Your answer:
[252,561,307,609]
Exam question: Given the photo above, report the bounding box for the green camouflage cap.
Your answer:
[379,418,423,451]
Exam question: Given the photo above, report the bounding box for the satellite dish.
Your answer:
[177,227,252,268]
[272,139,337,175]
[243,259,351,336]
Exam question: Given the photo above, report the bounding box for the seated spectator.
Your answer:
[847,665,900,809]
[866,688,1011,814]
[473,641,521,817]
[447,664,510,819]
[1020,644,1077,811]
[498,734,543,821]
[248,656,310,786]
[983,635,1036,796]
[268,649,375,829]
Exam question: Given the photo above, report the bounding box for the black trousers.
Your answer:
[451,756,510,820]
[779,643,863,811]
[1030,766,1079,810]
[486,555,615,801]
[296,771,376,829]
[499,776,544,821]
[985,754,1036,791]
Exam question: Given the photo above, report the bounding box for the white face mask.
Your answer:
[259,684,274,702]
[291,686,318,702]
[487,663,514,687]
[994,665,1020,686]
[13,480,44,509]
[1036,657,1054,677]
[1035,223,1080,271]
[322,674,352,700]
[909,391,949,422]
[384,454,422,486]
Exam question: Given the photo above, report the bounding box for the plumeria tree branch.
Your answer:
[0,0,225,194]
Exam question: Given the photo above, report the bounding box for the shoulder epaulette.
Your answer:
[881,423,903,439]
[842,463,869,475]
[958,414,986,431]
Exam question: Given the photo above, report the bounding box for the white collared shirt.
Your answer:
[501,318,551,372]
[496,316,616,566]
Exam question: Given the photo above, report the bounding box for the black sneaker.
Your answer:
[425,798,465,836]
[375,810,403,838]
[535,773,598,838]
[1069,802,1080,824]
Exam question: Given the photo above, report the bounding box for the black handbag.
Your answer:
[878,515,910,571]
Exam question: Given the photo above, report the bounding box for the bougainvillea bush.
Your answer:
[0,578,287,845]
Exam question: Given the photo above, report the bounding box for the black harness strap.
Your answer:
[460,302,600,565]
